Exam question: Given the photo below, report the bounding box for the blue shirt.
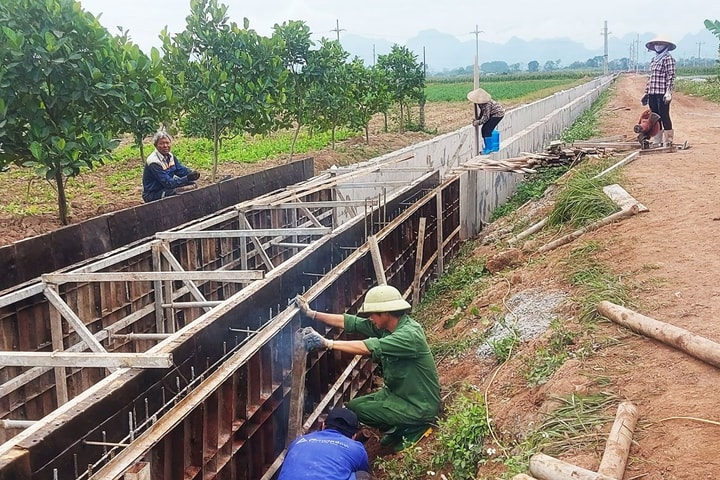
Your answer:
[278,429,370,480]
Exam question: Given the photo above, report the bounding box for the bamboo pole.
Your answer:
[597,301,720,369]
[538,205,639,253]
[412,217,427,306]
[509,217,548,244]
[529,453,616,480]
[598,401,638,478]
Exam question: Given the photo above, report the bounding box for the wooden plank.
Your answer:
[639,146,676,155]
[155,228,332,240]
[287,330,307,443]
[47,285,69,406]
[43,287,107,354]
[367,235,387,285]
[412,217,427,307]
[42,271,264,283]
[0,352,172,369]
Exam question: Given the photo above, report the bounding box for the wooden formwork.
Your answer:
[0,159,460,479]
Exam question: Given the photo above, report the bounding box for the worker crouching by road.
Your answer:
[296,285,441,451]
[278,407,371,480]
[467,87,505,154]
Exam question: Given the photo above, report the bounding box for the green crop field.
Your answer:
[425,78,588,102]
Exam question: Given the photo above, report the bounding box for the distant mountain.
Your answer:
[340,28,719,72]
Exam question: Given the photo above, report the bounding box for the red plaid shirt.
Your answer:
[645,53,675,95]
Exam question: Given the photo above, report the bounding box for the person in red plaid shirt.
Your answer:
[642,36,676,147]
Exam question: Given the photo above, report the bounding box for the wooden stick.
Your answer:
[597,301,720,369]
[538,205,639,253]
[287,329,308,443]
[529,453,616,480]
[598,401,638,478]
[509,217,548,244]
[412,217,427,306]
[368,235,387,285]
[512,474,539,480]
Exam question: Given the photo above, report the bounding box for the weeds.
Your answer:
[491,165,570,222]
[521,319,574,386]
[547,160,621,228]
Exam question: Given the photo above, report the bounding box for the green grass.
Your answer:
[491,165,570,221]
[425,78,585,102]
[677,77,720,103]
[547,160,621,228]
[521,319,576,386]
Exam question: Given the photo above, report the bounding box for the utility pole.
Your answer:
[600,20,610,75]
[470,24,483,88]
[330,19,345,42]
[696,41,705,66]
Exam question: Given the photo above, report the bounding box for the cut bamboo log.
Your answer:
[529,453,616,480]
[598,401,638,478]
[512,474,538,480]
[602,184,648,212]
[597,301,720,369]
[538,205,639,253]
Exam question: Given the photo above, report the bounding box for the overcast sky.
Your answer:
[79,0,715,53]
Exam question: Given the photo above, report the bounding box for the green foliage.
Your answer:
[521,319,574,386]
[0,0,124,224]
[491,165,570,221]
[560,90,610,142]
[374,444,430,480]
[161,0,287,181]
[114,35,175,160]
[430,328,486,360]
[566,242,631,322]
[705,19,720,40]
[418,241,486,307]
[487,326,520,363]
[504,392,617,474]
[433,389,491,479]
[547,161,621,228]
[425,79,583,102]
[677,78,720,104]
[377,45,426,131]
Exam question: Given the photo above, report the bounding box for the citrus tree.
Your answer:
[115,32,176,161]
[0,0,125,224]
[161,0,287,181]
[377,45,426,132]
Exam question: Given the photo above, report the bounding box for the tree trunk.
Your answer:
[55,169,69,226]
[289,123,302,163]
[597,301,720,368]
[598,401,638,478]
[530,453,615,480]
[212,124,219,183]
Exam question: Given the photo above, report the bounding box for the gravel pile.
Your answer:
[477,288,568,357]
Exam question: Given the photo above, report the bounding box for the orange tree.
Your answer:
[0,0,126,225]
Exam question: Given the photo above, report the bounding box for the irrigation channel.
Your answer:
[0,75,614,479]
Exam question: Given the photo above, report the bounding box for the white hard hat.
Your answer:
[357,285,411,314]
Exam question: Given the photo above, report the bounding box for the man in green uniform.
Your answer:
[296,285,441,449]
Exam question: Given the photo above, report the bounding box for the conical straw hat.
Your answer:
[466,87,491,104]
[645,36,676,51]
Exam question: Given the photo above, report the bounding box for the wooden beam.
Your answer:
[239,212,275,271]
[42,271,264,283]
[155,228,332,240]
[529,453,615,480]
[287,330,307,444]
[412,217,427,306]
[598,401,638,478]
[44,286,107,354]
[159,243,213,313]
[47,284,69,406]
[247,200,379,208]
[0,352,173,369]
[367,235,387,285]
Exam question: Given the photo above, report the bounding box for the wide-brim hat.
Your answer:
[645,36,676,51]
[325,407,359,437]
[357,285,411,314]
[467,87,491,104]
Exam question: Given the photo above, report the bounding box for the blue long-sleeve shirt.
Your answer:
[141,150,191,199]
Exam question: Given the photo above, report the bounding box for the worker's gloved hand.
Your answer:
[472,119,482,127]
[663,91,672,104]
[302,327,333,351]
[294,295,314,317]
[187,170,200,182]
[640,93,649,106]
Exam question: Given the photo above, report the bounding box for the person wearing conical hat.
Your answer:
[467,87,505,154]
[642,36,676,147]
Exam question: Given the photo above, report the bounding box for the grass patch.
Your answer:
[374,386,491,480]
[560,88,610,142]
[547,159,621,228]
[503,392,617,475]
[677,77,720,104]
[521,319,576,386]
[491,165,569,222]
